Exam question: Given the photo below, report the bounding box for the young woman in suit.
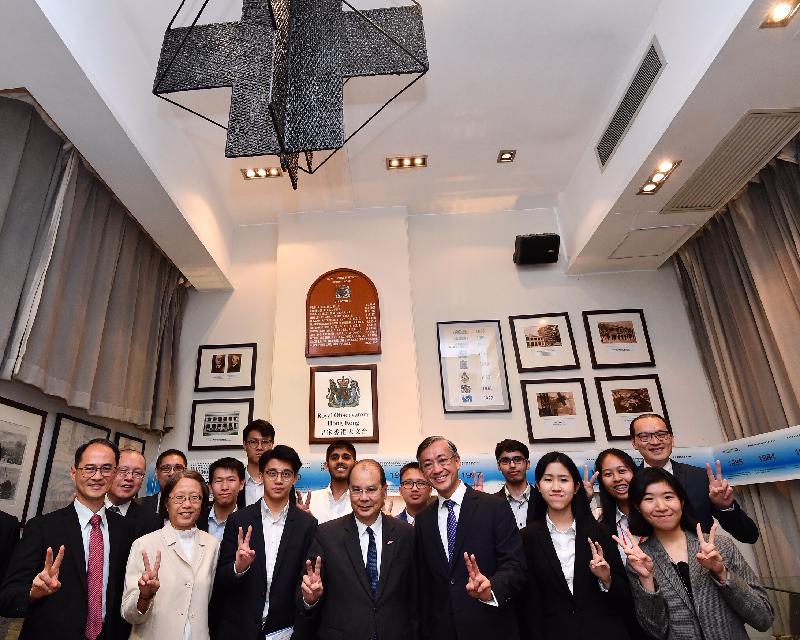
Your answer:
[521,451,632,640]
[618,467,773,640]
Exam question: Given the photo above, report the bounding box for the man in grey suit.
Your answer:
[298,460,416,640]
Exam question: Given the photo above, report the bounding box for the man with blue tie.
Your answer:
[414,436,526,640]
[298,460,416,640]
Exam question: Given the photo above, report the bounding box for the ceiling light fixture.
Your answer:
[760,1,800,27]
[637,159,681,195]
[241,167,283,180]
[497,149,517,163]
[386,155,427,170]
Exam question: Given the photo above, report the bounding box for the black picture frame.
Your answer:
[520,378,595,444]
[582,308,655,369]
[194,342,257,392]
[595,373,670,441]
[508,312,580,372]
[188,398,255,450]
[114,431,146,455]
[309,364,379,443]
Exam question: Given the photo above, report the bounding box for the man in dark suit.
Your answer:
[415,436,527,640]
[396,461,432,525]
[492,439,534,529]
[105,448,161,538]
[138,448,187,514]
[0,509,19,583]
[0,438,133,639]
[631,413,759,543]
[298,459,416,640]
[212,445,316,639]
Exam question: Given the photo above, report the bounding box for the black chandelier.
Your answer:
[153,0,429,189]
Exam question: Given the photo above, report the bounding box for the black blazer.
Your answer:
[0,510,20,583]
[212,500,317,639]
[122,499,162,539]
[0,504,132,640]
[137,492,160,515]
[415,484,527,640]
[521,517,632,640]
[493,486,534,527]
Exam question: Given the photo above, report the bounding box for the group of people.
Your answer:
[0,414,775,640]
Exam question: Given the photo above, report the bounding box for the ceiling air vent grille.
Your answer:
[662,110,800,214]
[596,41,664,168]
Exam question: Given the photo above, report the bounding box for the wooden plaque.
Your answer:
[306,268,381,358]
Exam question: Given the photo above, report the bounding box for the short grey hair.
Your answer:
[416,436,458,461]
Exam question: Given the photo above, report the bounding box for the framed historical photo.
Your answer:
[595,374,669,441]
[115,431,146,455]
[188,398,254,450]
[194,343,257,392]
[582,309,655,369]
[509,312,579,372]
[310,364,379,443]
[0,396,47,522]
[437,320,511,413]
[520,378,595,444]
[38,414,111,516]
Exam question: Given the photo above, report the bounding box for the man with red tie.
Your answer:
[0,438,133,639]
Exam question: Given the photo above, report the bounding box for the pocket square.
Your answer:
[387,540,394,545]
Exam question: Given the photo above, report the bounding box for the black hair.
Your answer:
[155,448,187,469]
[531,451,593,524]
[494,439,529,461]
[629,413,672,439]
[209,456,245,482]
[158,469,210,520]
[415,436,458,461]
[594,448,637,531]
[74,438,119,467]
[325,439,356,460]
[258,445,302,474]
[350,459,387,486]
[627,467,699,536]
[243,419,276,442]
[399,461,422,481]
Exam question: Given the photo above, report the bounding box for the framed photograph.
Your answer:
[437,320,511,413]
[582,309,655,369]
[194,343,257,391]
[0,396,47,522]
[38,414,110,516]
[114,431,146,455]
[310,364,379,443]
[188,398,254,450]
[520,378,595,443]
[595,374,669,440]
[509,312,579,372]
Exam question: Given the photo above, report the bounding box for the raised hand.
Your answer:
[613,533,655,591]
[588,538,611,587]
[138,550,161,600]
[696,522,726,580]
[296,490,312,512]
[464,553,493,602]
[29,545,65,601]
[706,460,734,509]
[235,525,257,574]
[301,557,324,605]
[583,465,599,501]
[472,472,484,493]
[382,497,394,516]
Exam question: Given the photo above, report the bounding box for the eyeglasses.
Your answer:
[350,487,381,497]
[246,439,274,448]
[498,456,527,466]
[264,469,294,480]
[635,431,672,444]
[169,494,204,504]
[77,465,116,478]
[400,479,430,489]
[116,467,145,479]
[158,464,186,474]
[420,454,457,472]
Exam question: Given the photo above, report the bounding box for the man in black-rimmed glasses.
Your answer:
[139,449,187,514]
[106,449,161,537]
[493,440,533,529]
[396,462,432,525]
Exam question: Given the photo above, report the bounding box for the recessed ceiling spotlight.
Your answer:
[386,155,427,170]
[256,168,267,177]
[760,1,800,27]
[637,159,681,195]
[245,168,256,178]
[497,149,516,163]
[241,167,282,180]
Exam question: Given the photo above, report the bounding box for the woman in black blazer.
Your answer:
[521,451,632,640]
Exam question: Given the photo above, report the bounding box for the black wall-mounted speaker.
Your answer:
[513,233,560,265]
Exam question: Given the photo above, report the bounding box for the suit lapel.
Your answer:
[376,516,397,600]
[534,520,573,598]
[106,513,125,607]
[451,486,478,572]
[343,514,373,600]
[65,505,88,592]
[573,519,591,597]
[420,505,449,575]
[647,537,694,612]
[270,504,295,584]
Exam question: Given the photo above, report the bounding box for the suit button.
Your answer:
[373,607,378,612]
[449,579,455,585]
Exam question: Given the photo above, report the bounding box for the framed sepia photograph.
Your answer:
[582,309,655,369]
[194,343,257,392]
[310,364,379,443]
[188,398,254,450]
[0,396,47,522]
[595,374,669,440]
[38,414,111,516]
[521,378,595,444]
[509,312,580,372]
[437,320,512,413]
[114,431,146,455]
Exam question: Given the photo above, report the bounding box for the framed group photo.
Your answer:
[520,378,595,444]
[595,374,669,440]
[437,320,511,413]
[509,312,579,372]
[189,398,254,450]
[309,364,379,443]
[114,431,146,455]
[194,342,257,392]
[582,309,655,369]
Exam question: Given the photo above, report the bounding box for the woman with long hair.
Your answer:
[594,448,638,559]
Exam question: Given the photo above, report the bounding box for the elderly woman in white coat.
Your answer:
[122,470,220,639]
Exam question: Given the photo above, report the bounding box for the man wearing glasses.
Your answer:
[106,448,162,537]
[241,420,275,508]
[396,462,432,525]
[631,413,759,543]
[492,440,533,529]
[139,449,187,514]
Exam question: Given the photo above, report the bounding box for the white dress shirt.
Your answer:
[308,485,352,524]
[355,513,383,577]
[261,500,290,622]
[73,500,110,618]
[545,513,576,594]
[403,511,415,526]
[244,469,263,506]
[644,459,674,475]
[104,495,131,516]
[503,484,531,529]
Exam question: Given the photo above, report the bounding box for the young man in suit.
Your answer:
[105,448,161,538]
[240,420,275,508]
[493,440,533,530]
[414,436,527,640]
[198,457,245,541]
[0,438,133,639]
[298,459,416,640]
[396,462,432,525]
[212,445,316,639]
[630,413,759,543]
[139,448,187,513]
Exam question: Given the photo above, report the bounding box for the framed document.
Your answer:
[509,312,579,372]
[583,309,655,369]
[188,398,254,450]
[114,431,146,455]
[194,343,257,392]
[0,396,47,522]
[595,374,669,440]
[437,320,511,413]
[309,364,379,443]
[521,378,594,443]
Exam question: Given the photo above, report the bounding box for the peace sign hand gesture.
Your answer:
[296,491,312,513]
[706,460,734,509]
[138,550,162,600]
[613,532,655,592]
[29,545,65,601]
[235,525,257,574]
[587,538,611,587]
[301,557,324,605]
[583,465,599,501]
[696,523,726,581]
[464,553,493,602]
